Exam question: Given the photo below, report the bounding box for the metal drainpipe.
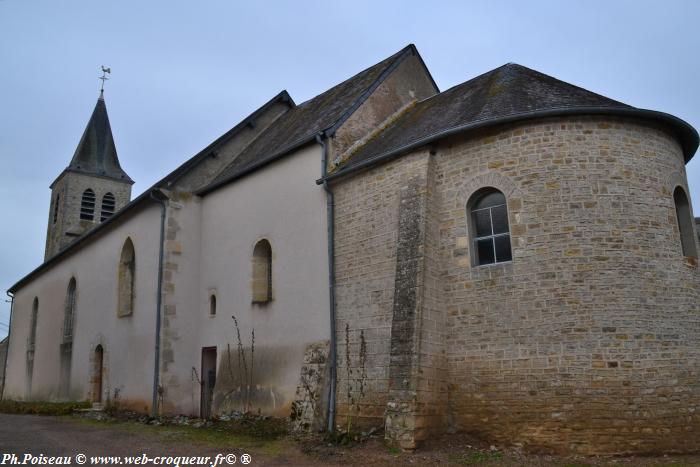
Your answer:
[1,291,14,400]
[149,189,168,417]
[316,133,337,432]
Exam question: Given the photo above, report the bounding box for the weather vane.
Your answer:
[99,66,111,93]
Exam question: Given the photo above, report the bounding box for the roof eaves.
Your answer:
[50,168,136,188]
[8,189,158,293]
[196,134,318,196]
[318,106,699,185]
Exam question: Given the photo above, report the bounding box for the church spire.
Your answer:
[66,93,133,183]
[45,79,134,259]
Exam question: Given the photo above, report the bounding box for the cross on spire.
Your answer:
[99,66,111,96]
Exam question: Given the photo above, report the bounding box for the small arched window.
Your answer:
[28,297,39,351]
[100,193,116,222]
[117,238,136,317]
[252,239,272,303]
[53,194,60,224]
[63,278,77,343]
[209,294,217,316]
[80,189,96,221]
[673,186,697,258]
[468,188,512,266]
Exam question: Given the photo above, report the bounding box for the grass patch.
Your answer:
[0,400,91,415]
[449,450,504,465]
[70,416,289,456]
[387,445,402,456]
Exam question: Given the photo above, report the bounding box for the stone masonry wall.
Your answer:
[334,115,700,454]
[434,117,700,454]
[383,152,449,448]
[291,340,330,432]
[46,171,132,259]
[333,150,447,441]
[158,190,190,415]
[333,152,422,430]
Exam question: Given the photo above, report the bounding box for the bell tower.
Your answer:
[45,89,133,259]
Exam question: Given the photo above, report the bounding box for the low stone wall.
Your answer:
[291,340,330,432]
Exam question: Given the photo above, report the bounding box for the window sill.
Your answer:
[472,260,513,269]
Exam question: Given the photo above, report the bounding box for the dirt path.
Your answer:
[0,414,278,465]
[1,414,700,466]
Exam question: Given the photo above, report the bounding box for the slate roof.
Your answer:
[199,44,425,194]
[10,49,698,293]
[64,92,133,184]
[329,63,698,179]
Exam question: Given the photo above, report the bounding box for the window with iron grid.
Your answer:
[471,190,512,265]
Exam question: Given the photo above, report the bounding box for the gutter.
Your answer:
[316,134,337,433]
[197,136,317,196]
[149,189,169,417]
[317,106,700,185]
[1,291,14,400]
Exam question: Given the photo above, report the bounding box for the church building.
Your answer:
[3,45,700,454]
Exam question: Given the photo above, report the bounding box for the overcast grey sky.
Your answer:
[1,0,699,338]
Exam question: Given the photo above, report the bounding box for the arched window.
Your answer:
[80,189,96,221]
[468,188,512,266]
[28,297,39,351]
[209,294,217,316]
[63,278,77,343]
[673,186,697,258]
[100,192,116,222]
[53,194,60,224]
[117,238,136,317]
[252,239,272,303]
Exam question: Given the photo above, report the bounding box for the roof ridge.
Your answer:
[199,44,426,195]
[296,44,414,109]
[325,44,417,136]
